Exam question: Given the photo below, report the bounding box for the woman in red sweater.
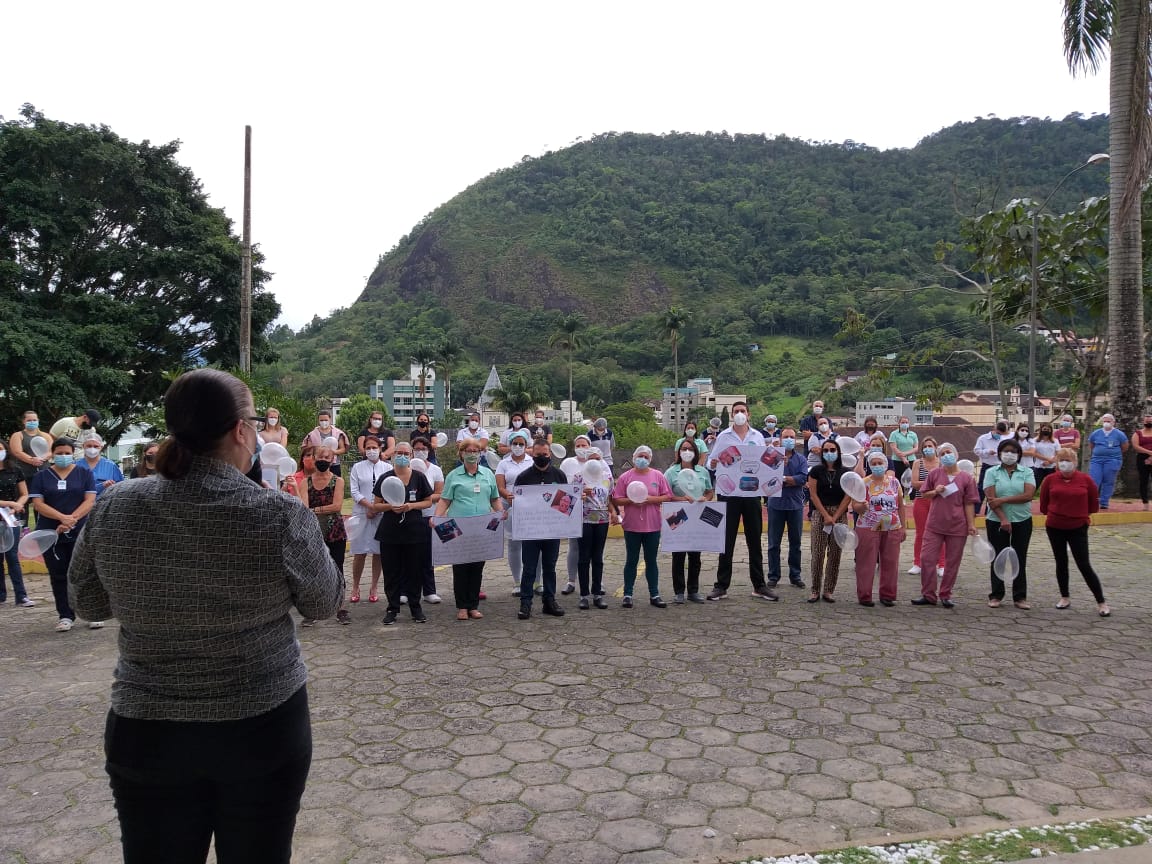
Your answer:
[1039,448,1110,616]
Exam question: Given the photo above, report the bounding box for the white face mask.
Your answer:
[1058,460,1076,473]
[818,424,829,433]
[732,412,747,426]
[813,407,823,415]
[365,449,380,462]
[576,447,591,459]
[265,417,278,426]
[371,419,382,428]
[1000,452,1018,466]
[534,418,544,426]
[680,450,695,463]
[469,421,479,431]
[319,420,331,430]
[1102,422,1114,430]
[512,420,522,429]
[511,444,526,456]
[1017,430,1028,439]
[0,451,5,462]
[84,447,100,459]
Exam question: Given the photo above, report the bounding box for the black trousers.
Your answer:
[976,463,992,511]
[714,496,764,591]
[380,541,426,613]
[324,539,346,573]
[1046,525,1106,603]
[1139,456,1152,504]
[672,551,701,595]
[577,522,609,596]
[986,518,1031,601]
[45,533,77,620]
[105,686,312,864]
[452,561,485,610]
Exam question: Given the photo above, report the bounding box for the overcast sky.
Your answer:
[3,1,1109,329]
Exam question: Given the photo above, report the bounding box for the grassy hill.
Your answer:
[263,114,1109,415]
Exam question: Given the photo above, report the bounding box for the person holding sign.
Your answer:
[611,445,674,609]
[513,439,570,619]
[572,438,616,609]
[983,438,1036,609]
[850,449,907,608]
[806,438,850,603]
[664,446,713,603]
[495,430,535,596]
[373,442,435,624]
[435,438,502,620]
[706,401,773,601]
[913,442,979,608]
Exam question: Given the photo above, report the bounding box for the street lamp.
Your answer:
[1027,152,1109,429]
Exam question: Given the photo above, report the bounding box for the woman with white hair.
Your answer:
[567,434,616,608]
[913,442,978,608]
[851,448,907,607]
[495,429,534,596]
[611,445,673,608]
[79,433,124,497]
[1086,413,1129,509]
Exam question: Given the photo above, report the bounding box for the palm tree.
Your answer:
[661,306,690,390]
[1064,0,1151,440]
[436,338,463,408]
[411,346,436,406]
[486,374,548,417]
[548,314,585,425]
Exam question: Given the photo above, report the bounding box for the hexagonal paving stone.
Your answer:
[851,780,915,809]
[594,818,667,853]
[459,776,526,804]
[410,821,484,857]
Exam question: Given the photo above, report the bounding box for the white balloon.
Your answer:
[841,453,858,468]
[550,443,567,460]
[626,480,648,504]
[261,442,289,466]
[900,469,913,489]
[278,457,297,476]
[484,451,501,469]
[582,459,604,482]
[837,437,861,455]
[410,458,428,473]
[0,525,13,555]
[321,436,338,450]
[970,535,997,565]
[19,529,58,558]
[560,457,580,480]
[993,546,1020,583]
[435,432,448,447]
[380,476,406,506]
[957,459,975,474]
[30,437,49,458]
[840,471,867,503]
[833,522,858,551]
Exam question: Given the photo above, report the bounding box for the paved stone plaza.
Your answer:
[3,524,1152,864]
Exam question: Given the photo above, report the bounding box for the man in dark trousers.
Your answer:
[513,439,569,619]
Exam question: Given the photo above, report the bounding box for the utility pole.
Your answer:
[240,125,253,372]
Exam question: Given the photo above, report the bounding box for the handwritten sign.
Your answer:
[713,444,784,498]
[660,502,728,553]
[510,483,583,540]
[431,514,505,566]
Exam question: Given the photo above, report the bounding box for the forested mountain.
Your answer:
[264,114,1109,414]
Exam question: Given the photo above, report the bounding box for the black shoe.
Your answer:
[751,586,779,602]
[767,580,779,589]
[622,596,634,609]
[561,583,576,595]
[791,580,806,589]
[650,596,667,608]
[807,596,819,604]
[910,597,937,606]
[412,610,428,622]
[542,599,565,617]
[706,589,727,601]
[593,595,608,609]
[880,599,895,607]
[578,597,590,610]
[382,610,398,625]
[941,599,955,609]
[859,600,875,607]
[518,603,531,620]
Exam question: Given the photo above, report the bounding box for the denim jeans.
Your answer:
[766,507,803,584]
[0,525,28,602]
[521,539,560,600]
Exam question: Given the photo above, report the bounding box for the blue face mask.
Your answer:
[782,438,795,451]
[869,463,886,476]
[941,453,957,467]
[53,454,73,468]
[634,457,650,469]
[923,447,936,457]
[394,455,411,468]
[25,420,39,431]
[822,451,838,463]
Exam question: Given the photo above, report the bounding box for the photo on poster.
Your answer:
[434,519,464,543]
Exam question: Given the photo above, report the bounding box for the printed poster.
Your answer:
[431,514,506,566]
[509,483,583,540]
[659,502,728,553]
[713,444,785,498]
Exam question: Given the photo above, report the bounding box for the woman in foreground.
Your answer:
[1039,447,1110,616]
[69,369,344,864]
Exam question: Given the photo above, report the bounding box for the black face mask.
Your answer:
[533,455,552,468]
[865,426,876,433]
[315,460,332,472]
[417,421,429,427]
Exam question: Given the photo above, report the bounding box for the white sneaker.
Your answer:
[88,621,105,629]
[55,618,73,632]
[908,565,922,575]
[936,566,945,577]
[423,594,442,604]
[17,598,36,607]
[399,595,408,604]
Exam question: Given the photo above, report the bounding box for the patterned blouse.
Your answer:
[69,455,344,721]
[857,475,903,532]
[307,474,347,543]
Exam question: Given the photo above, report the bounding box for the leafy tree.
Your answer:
[662,306,691,390]
[411,346,437,403]
[436,338,463,407]
[0,106,279,442]
[548,314,585,425]
[1064,0,1150,438]
[486,374,548,415]
[334,393,392,456]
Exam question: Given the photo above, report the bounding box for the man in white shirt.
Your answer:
[706,401,775,602]
[301,411,349,477]
[973,420,1010,513]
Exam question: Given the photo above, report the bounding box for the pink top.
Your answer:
[855,475,903,531]
[923,467,979,535]
[612,468,671,533]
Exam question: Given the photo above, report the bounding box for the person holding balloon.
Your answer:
[495,430,535,596]
[848,449,906,607]
[373,441,435,624]
[1039,448,1110,616]
[806,438,850,603]
[612,445,674,609]
[300,410,349,477]
[295,444,350,625]
[560,435,609,597]
[410,436,444,603]
[568,438,616,609]
[982,438,1036,609]
[259,407,289,448]
[664,444,714,604]
[912,442,979,608]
